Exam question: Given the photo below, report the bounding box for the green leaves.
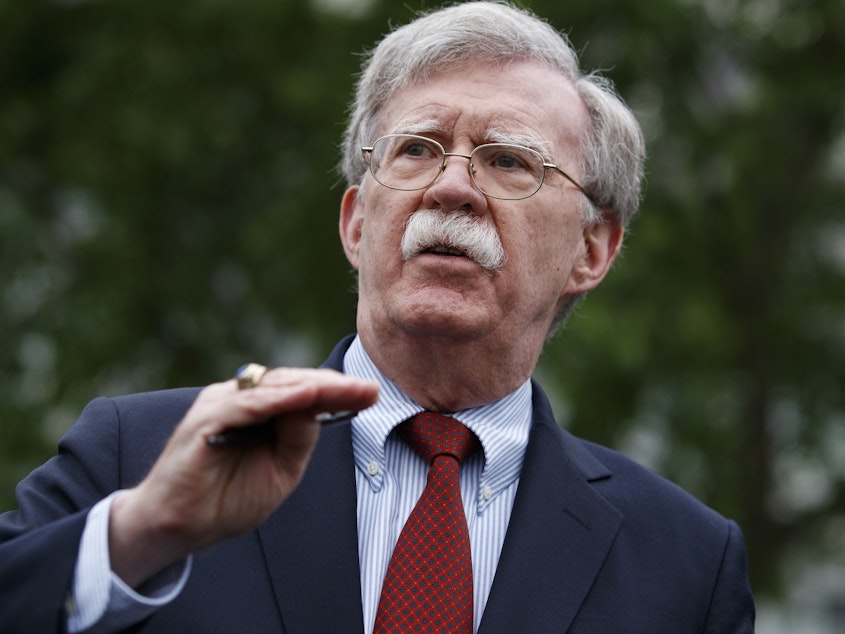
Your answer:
[1,0,843,609]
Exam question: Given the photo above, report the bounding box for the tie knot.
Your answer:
[400,412,480,464]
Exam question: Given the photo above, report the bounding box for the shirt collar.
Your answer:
[343,335,533,507]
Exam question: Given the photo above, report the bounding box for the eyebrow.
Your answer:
[392,119,448,137]
[485,129,554,159]
[388,121,555,160]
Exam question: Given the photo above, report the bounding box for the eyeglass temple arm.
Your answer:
[545,163,595,204]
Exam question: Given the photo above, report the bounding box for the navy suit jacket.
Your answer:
[0,337,755,632]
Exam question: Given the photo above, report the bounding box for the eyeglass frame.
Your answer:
[361,133,595,203]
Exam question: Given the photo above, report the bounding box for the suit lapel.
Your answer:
[256,337,363,633]
[257,420,364,634]
[478,385,623,633]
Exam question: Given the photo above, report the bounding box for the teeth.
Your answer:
[429,246,465,256]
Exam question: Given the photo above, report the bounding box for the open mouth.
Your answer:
[425,245,469,257]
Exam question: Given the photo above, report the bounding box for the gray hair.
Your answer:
[340,1,646,228]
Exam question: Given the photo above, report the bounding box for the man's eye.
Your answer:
[403,143,427,157]
[400,142,437,158]
[491,152,528,170]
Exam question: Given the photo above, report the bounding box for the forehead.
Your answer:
[377,60,589,156]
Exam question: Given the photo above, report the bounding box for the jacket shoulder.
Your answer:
[568,432,745,586]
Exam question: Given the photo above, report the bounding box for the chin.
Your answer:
[395,300,494,341]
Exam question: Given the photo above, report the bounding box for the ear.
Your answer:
[339,185,364,270]
[564,216,624,295]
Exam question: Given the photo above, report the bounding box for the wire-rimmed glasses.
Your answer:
[361,133,592,202]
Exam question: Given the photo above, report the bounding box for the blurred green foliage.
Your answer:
[2,0,844,616]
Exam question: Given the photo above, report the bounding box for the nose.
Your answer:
[422,152,488,213]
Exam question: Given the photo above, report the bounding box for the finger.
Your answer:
[190,371,378,440]
[235,368,379,421]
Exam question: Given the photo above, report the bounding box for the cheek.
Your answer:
[357,198,409,274]
[513,215,584,287]
[508,215,568,264]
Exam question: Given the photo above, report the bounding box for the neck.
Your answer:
[357,325,542,412]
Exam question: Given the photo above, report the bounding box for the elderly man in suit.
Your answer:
[1,2,754,632]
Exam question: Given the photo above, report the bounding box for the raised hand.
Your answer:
[107,367,379,588]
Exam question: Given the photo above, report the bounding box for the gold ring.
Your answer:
[235,363,268,390]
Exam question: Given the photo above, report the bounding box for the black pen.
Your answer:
[206,411,358,447]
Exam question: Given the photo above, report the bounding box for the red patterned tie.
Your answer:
[373,412,480,634]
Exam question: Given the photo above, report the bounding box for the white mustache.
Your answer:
[401,209,507,271]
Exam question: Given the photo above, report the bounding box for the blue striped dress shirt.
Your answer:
[345,336,533,634]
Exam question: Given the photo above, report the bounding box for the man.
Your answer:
[0,2,755,632]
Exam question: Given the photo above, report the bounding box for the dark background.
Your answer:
[2,0,843,629]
